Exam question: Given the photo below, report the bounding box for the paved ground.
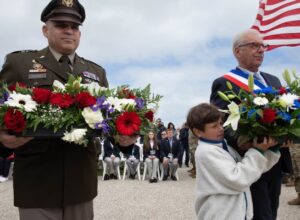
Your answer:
[0,167,299,220]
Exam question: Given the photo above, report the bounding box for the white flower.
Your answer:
[5,91,37,112]
[223,102,240,131]
[120,98,136,108]
[253,97,269,106]
[104,97,122,111]
[82,107,104,129]
[62,128,88,146]
[278,93,298,108]
[53,80,65,91]
[81,83,107,96]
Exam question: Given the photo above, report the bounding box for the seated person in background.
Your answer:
[160,129,181,181]
[158,131,167,149]
[143,131,160,183]
[119,144,140,179]
[0,146,14,183]
[186,103,281,220]
[103,137,121,180]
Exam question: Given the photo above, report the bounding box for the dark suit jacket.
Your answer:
[160,138,181,162]
[124,144,140,160]
[210,69,292,174]
[103,139,120,158]
[0,48,108,208]
[143,142,160,160]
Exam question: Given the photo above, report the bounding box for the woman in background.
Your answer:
[143,131,160,183]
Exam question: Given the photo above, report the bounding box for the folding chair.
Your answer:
[142,160,160,181]
[99,141,121,180]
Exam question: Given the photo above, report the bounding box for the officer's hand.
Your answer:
[253,137,278,152]
[0,130,33,149]
[281,139,295,148]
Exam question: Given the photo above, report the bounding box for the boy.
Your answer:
[186,103,280,220]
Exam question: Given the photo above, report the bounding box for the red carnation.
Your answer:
[8,82,27,91]
[75,92,97,109]
[3,108,26,133]
[278,87,287,95]
[116,112,142,135]
[32,88,52,104]
[119,88,136,99]
[144,110,154,122]
[50,93,74,109]
[261,108,276,124]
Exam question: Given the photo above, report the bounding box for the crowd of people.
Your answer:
[99,118,194,182]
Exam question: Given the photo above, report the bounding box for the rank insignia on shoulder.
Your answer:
[29,59,47,73]
[82,71,100,82]
[12,50,38,54]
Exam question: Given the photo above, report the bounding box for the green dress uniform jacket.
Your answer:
[0,47,108,208]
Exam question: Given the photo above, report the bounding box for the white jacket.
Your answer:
[195,140,280,220]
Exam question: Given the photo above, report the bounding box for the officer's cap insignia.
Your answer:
[62,0,74,7]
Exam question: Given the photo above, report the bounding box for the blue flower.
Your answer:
[135,98,145,110]
[277,111,292,122]
[95,119,111,134]
[247,109,258,119]
[253,86,278,94]
[91,96,111,112]
[294,99,300,108]
[0,92,9,104]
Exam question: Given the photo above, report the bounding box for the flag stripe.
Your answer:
[252,0,300,51]
[258,19,300,33]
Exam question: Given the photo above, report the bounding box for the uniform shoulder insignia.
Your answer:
[11,50,38,54]
[78,56,104,69]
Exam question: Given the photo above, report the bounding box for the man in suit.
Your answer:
[103,137,121,180]
[0,1,108,220]
[160,128,181,181]
[210,29,293,220]
[179,123,189,167]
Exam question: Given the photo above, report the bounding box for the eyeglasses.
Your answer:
[238,42,269,50]
[161,133,167,135]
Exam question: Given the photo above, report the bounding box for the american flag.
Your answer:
[252,0,300,50]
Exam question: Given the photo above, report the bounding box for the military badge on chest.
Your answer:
[27,59,53,87]
[81,71,100,83]
[28,59,47,80]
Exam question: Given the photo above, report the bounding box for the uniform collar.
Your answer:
[49,47,75,65]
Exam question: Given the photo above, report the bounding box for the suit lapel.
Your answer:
[260,72,271,86]
[35,47,68,81]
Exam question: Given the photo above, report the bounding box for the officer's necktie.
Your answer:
[59,55,72,75]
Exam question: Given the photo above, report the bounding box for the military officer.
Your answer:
[0,0,108,220]
[288,145,300,205]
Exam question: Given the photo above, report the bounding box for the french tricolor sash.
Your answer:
[223,68,266,92]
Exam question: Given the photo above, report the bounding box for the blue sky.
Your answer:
[1,0,300,128]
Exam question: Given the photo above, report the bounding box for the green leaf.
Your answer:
[226,81,233,90]
[282,69,292,86]
[217,91,230,102]
[289,128,300,137]
[248,74,254,92]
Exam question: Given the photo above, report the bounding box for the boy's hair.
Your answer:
[186,103,223,132]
